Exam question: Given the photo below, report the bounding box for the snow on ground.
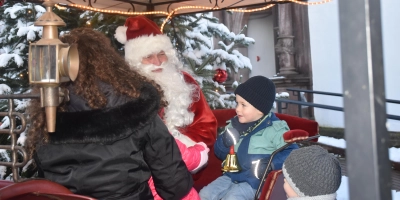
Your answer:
[319,136,400,199]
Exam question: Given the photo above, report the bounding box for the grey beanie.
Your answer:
[234,76,276,115]
[282,145,342,199]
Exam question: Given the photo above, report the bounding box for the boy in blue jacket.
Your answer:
[200,76,298,200]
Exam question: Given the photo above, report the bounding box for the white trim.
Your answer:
[114,26,127,44]
[124,34,174,65]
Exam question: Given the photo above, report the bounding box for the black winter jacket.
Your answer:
[35,82,193,200]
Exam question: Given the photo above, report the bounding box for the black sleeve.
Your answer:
[143,116,193,200]
[33,153,45,178]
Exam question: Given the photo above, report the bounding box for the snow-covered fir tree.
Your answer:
[160,13,255,109]
[0,2,44,110]
[53,6,85,33]
[53,8,126,49]
[75,11,127,51]
[0,1,45,180]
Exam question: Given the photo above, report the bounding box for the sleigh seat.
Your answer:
[193,109,319,200]
[0,179,95,200]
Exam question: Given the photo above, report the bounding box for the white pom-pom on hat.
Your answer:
[114,26,127,44]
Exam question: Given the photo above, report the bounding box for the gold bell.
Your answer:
[222,145,241,172]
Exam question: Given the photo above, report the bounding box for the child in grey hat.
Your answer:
[199,76,298,200]
[283,145,342,200]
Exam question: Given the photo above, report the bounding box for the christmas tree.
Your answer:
[160,13,255,109]
[73,10,127,51]
[0,1,46,180]
[0,0,45,116]
[0,1,44,110]
[54,7,126,50]
[53,6,85,33]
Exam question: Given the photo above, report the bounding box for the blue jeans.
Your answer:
[199,175,256,200]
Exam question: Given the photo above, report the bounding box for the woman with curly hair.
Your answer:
[25,28,193,200]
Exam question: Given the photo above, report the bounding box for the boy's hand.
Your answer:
[222,127,240,147]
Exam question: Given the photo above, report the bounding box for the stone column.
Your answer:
[275,4,298,75]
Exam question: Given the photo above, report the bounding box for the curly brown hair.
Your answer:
[25,27,167,159]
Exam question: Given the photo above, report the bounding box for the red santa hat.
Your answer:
[114,16,173,65]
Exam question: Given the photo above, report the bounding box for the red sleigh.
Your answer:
[0,109,318,200]
[203,109,319,200]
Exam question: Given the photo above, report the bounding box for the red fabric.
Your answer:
[124,16,162,41]
[259,170,286,200]
[0,179,95,200]
[211,109,236,127]
[178,71,218,148]
[0,180,13,189]
[283,129,309,143]
[276,113,319,142]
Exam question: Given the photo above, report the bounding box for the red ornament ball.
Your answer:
[213,69,228,83]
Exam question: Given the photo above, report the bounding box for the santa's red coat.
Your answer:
[179,71,217,146]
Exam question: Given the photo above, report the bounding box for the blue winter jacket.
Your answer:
[214,112,298,189]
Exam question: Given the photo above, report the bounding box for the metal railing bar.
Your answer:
[275,99,400,121]
[387,99,400,104]
[0,93,40,99]
[276,98,343,111]
[286,88,400,104]
[286,88,343,97]
[388,114,400,121]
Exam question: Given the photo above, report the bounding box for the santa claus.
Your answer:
[115,16,219,192]
[115,16,217,148]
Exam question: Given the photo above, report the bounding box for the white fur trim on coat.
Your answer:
[174,132,196,147]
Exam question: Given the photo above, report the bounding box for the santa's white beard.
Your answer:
[134,61,197,139]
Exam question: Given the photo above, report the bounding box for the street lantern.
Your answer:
[28,0,79,132]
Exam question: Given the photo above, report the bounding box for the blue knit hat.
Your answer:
[234,76,276,115]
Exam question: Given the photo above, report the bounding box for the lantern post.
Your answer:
[28,0,79,132]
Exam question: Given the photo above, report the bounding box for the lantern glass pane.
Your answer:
[31,45,57,82]
[30,45,41,82]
